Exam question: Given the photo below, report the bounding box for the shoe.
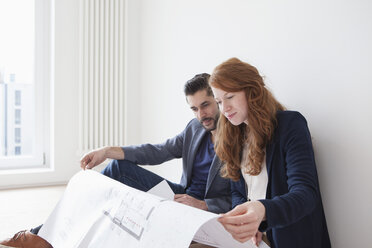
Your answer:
[0,230,53,248]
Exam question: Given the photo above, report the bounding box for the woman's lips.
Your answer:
[226,113,236,119]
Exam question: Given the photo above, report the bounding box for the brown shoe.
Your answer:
[0,230,53,248]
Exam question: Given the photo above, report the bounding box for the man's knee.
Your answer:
[101,159,118,177]
[101,159,138,179]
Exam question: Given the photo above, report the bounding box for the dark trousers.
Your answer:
[101,159,185,194]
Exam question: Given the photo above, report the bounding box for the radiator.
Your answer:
[78,0,125,155]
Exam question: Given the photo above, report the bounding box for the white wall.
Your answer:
[127,0,372,247]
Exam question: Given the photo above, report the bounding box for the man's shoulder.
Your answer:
[183,118,205,136]
[185,118,203,129]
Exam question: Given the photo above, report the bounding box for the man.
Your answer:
[0,73,231,248]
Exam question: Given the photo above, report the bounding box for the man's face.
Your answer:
[186,89,220,131]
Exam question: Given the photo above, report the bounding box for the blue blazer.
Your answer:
[231,111,331,248]
[123,118,231,214]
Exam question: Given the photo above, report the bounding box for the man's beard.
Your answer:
[200,113,220,132]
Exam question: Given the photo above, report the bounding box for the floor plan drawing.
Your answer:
[39,170,268,248]
[102,192,158,240]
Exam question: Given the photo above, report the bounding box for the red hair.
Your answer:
[209,58,284,181]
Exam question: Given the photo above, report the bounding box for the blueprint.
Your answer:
[38,170,269,248]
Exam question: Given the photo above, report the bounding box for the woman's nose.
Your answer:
[221,102,230,113]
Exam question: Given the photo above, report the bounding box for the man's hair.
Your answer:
[184,73,213,96]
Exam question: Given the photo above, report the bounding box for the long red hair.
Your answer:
[209,58,285,181]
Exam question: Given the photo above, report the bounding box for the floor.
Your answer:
[0,185,66,240]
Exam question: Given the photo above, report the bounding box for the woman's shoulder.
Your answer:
[274,110,310,139]
[276,110,307,126]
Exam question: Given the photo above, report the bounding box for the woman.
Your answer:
[210,58,331,248]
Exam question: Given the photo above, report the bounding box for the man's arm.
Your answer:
[122,129,186,165]
[80,146,124,169]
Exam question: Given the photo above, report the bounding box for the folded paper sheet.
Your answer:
[39,170,269,248]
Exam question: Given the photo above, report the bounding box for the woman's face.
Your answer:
[212,87,249,126]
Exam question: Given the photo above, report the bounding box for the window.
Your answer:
[14,146,21,155]
[14,128,21,143]
[15,109,21,124]
[9,73,15,83]
[0,0,51,171]
[14,90,21,106]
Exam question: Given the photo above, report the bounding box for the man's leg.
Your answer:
[101,159,185,194]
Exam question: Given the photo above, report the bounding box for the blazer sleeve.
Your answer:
[259,112,319,231]
[205,195,232,214]
[122,128,185,165]
[231,176,247,209]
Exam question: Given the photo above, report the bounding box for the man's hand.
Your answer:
[80,148,107,170]
[80,146,124,170]
[174,194,208,211]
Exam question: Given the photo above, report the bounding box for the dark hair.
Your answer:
[184,73,213,96]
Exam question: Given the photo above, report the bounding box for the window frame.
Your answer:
[0,0,51,170]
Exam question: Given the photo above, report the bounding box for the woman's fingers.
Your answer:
[218,201,266,244]
[218,219,258,243]
[252,231,262,247]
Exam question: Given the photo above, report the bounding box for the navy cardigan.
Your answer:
[231,111,331,248]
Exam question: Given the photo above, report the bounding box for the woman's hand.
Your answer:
[252,231,263,247]
[218,201,266,244]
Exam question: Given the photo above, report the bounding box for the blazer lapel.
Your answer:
[266,143,274,177]
[186,126,206,186]
[265,140,276,199]
[205,155,222,193]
